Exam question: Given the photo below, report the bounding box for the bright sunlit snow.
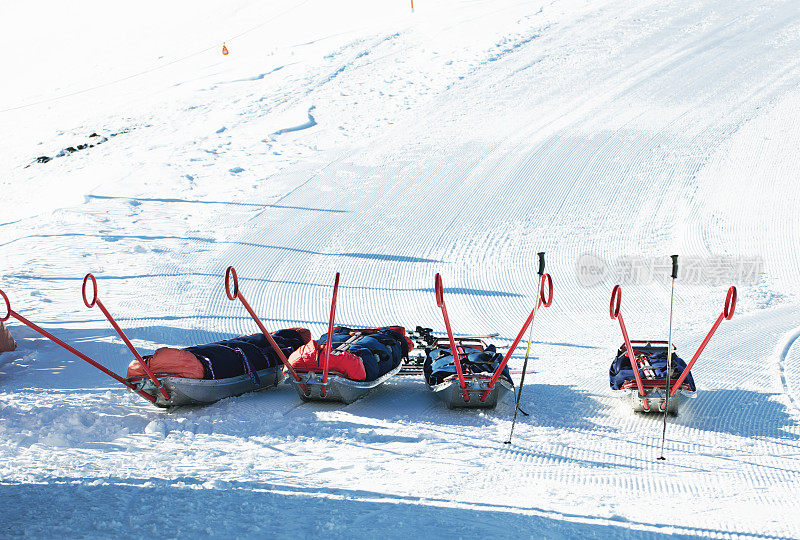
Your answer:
[2,0,800,537]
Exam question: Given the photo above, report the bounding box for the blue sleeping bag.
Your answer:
[423,344,512,387]
[186,329,308,382]
[609,348,695,391]
[317,326,409,381]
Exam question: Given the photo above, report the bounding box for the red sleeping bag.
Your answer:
[287,326,412,381]
[289,340,367,380]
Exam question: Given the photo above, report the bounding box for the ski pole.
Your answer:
[610,285,649,411]
[320,272,341,398]
[505,252,553,444]
[658,255,678,461]
[82,274,170,401]
[484,254,553,401]
[434,273,469,402]
[0,288,157,403]
[669,286,736,397]
[224,266,309,395]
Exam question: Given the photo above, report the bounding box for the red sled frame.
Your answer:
[432,272,553,408]
[610,284,737,412]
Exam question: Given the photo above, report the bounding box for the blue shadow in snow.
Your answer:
[0,233,436,263]
[677,388,798,440]
[0,479,763,539]
[86,194,347,213]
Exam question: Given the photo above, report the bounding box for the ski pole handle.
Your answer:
[537,252,546,276]
[671,255,679,279]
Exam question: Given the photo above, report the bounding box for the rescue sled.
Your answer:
[0,274,311,408]
[609,283,737,414]
[126,329,310,407]
[228,269,412,404]
[425,268,553,409]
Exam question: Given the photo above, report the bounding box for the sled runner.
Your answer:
[227,269,411,404]
[425,270,553,409]
[609,284,736,414]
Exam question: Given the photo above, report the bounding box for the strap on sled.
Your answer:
[434,274,469,402]
[0,288,157,403]
[610,285,649,410]
[224,266,309,395]
[669,286,736,397]
[82,274,170,401]
[481,272,553,402]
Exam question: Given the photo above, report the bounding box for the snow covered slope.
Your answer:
[2,0,800,537]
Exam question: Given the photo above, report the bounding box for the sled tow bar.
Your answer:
[669,286,736,398]
[0,288,157,403]
[482,270,553,402]
[224,266,309,395]
[435,274,469,402]
[82,274,169,401]
[320,272,341,398]
[610,285,649,411]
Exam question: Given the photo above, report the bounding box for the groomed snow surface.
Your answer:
[2,0,800,537]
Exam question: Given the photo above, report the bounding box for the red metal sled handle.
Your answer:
[82,274,169,401]
[608,285,648,409]
[669,285,737,397]
[724,286,736,320]
[610,284,622,319]
[481,273,554,400]
[82,273,98,308]
[0,288,156,403]
[434,273,445,308]
[225,266,240,301]
[0,289,10,322]
[320,272,341,398]
[434,273,469,401]
[223,266,308,394]
[540,273,553,307]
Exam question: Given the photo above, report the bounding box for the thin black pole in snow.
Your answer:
[505,252,546,445]
[658,255,679,461]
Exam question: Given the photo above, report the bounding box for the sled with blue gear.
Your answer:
[425,269,553,410]
[608,284,737,414]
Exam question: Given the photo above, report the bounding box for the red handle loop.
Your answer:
[540,273,554,307]
[434,273,445,308]
[1,289,11,322]
[610,285,622,319]
[225,266,240,301]
[82,274,98,308]
[724,286,737,320]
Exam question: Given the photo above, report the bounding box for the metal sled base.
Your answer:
[290,361,404,404]
[130,366,285,408]
[431,376,513,409]
[615,387,696,414]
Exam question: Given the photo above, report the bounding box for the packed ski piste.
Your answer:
[2,0,800,538]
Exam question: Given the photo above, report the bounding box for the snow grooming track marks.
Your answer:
[776,326,800,412]
[4,0,800,537]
